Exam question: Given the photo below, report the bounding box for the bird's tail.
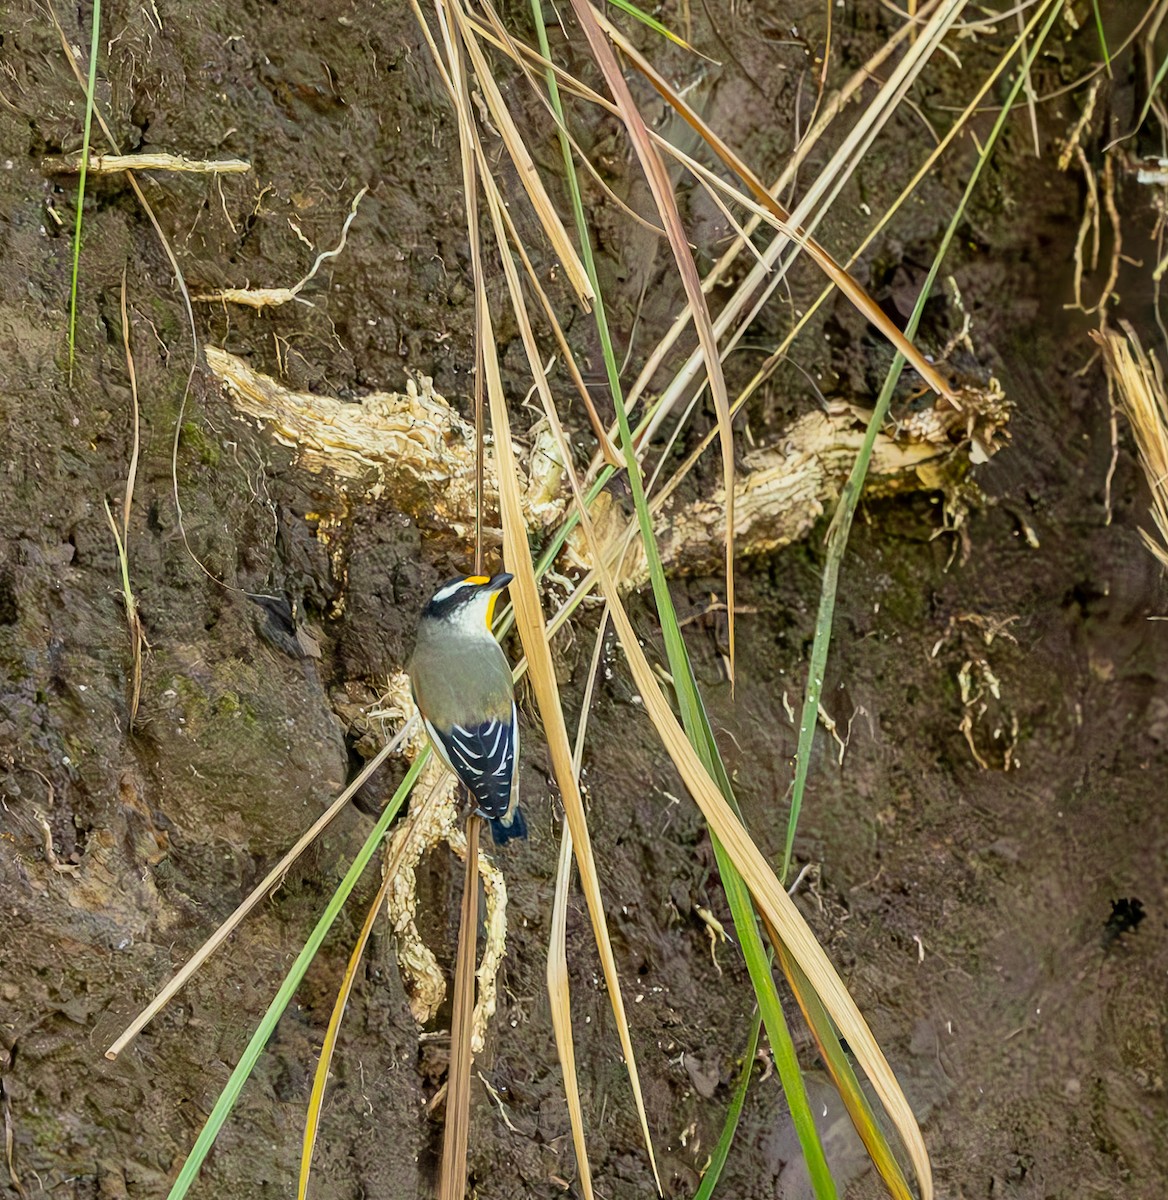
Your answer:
[489,805,527,845]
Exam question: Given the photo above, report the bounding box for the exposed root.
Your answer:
[207,348,1007,584]
[956,658,1019,772]
[622,379,1009,582]
[375,673,508,1055]
[207,346,565,545]
[1093,324,1168,571]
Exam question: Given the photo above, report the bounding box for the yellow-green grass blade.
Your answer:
[67,0,101,377]
[684,663,836,1198]
[718,840,836,1198]
[296,777,467,1200]
[529,6,834,1193]
[530,342,934,1200]
[165,752,428,1200]
[606,0,702,54]
[780,0,1065,883]
[778,946,913,1200]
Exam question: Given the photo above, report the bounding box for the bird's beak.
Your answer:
[489,572,513,591]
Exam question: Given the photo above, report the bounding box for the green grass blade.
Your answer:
[164,751,428,1200]
[68,0,101,378]
[780,0,1066,884]
[606,0,700,53]
[694,1010,761,1200]
[529,8,836,1195]
[717,846,836,1197]
[1091,1,1111,75]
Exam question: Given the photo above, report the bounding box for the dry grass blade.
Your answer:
[425,11,487,1194]
[623,0,942,413]
[415,1,609,479]
[606,510,935,1198]
[547,824,593,1200]
[429,14,662,1179]
[439,815,482,1200]
[1093,324,1168,568]
[471,2,677,250]
[526,366,933,1198]
[102,266,147,728]
[595,6,958,409]
[602,0,966,446]
[717,0,1060,436]
[569,0,738,682]
[450,88,622,465]
[104,724,414,1058]
[446,0,593,309]
[481,299,662,1191]
[544,606,610,1199]
[102,499,145,727]
[117,270,141,539]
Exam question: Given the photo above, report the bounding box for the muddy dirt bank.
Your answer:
[1,2,1165,1199]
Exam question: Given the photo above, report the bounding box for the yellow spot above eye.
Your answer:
[464,574,490,586]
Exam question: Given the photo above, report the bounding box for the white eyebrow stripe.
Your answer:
[431,580,469,604]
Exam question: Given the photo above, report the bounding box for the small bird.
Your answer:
[408,572,526,844]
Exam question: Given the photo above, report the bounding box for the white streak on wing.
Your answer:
[507,704,520,806]
[426,708,518,813]
[423,717,454,771]
[491,720,511,776]
[452,728,482,760]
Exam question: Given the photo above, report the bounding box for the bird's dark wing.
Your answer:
[424,704,517,821]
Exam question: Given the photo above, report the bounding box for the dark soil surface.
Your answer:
[1,2,1165,1198]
